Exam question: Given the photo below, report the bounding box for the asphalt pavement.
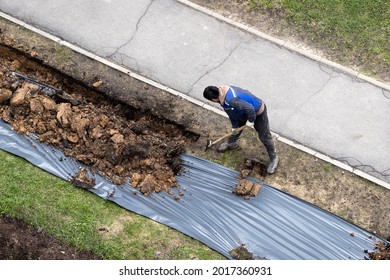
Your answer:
[0,0,389,188]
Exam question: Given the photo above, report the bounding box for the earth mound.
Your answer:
[0,64,193,196]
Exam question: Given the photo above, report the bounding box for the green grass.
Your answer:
[322,164,331,173]
[55,45,73,62]
[0,149,225,260]
[247,0,390,78]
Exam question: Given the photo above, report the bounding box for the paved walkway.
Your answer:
[1,0,389,188]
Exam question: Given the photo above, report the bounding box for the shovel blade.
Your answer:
[205,139,212,151]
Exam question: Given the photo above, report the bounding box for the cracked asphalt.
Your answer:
[0,0,389,186]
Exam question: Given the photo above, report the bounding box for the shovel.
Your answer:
[205,125,246,151]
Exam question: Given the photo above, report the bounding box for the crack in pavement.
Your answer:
[318,63,337,76]
[114,52,141,72]
[348,75,390,100]
[107,0,154,60]
[337,156,390,181]
[187,35,255,94]
[315,66,336,93]
[382,88,390,99]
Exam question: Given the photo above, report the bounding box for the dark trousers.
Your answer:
[228,105,276,160]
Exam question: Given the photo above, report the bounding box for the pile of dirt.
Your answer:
[0,58,193,196]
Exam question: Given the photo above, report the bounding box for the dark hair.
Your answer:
[203,86,219,101]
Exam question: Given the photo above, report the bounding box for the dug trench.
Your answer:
[0,21,389,260]
[0,45,195,197]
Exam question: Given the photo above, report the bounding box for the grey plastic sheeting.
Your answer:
[0,120,387,260]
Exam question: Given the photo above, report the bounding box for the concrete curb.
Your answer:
[1,11,389,191]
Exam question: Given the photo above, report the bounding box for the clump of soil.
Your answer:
[368,241,390,260]
[232,179,262,200]
[0,59,193,196]
[71,166,96,189]
[229,244,254,260]
[231,157,265,199]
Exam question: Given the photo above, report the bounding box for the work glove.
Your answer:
[231,128,240,135]
[246,121,255,129]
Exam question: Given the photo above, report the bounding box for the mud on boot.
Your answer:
[217,141,239,152]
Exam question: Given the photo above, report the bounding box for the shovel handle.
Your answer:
[209,125,246,147]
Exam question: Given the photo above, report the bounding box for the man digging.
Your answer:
[203,85,279,174]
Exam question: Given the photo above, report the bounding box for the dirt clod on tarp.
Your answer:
[232,179,262,200]
[0,63,193,196]
[368,241,390,260]
[229,244,254,260]
[233,161,264,200]
[71,166,96,189]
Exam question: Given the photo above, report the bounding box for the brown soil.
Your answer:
[0,5,389,260]
[369,241,390,260]
[229,244,254,260]
[0,46,193,196]
[0,214,101,260]
[232,179,261,200]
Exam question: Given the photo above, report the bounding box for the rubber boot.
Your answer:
[217,141,239,152]
[267,155,279,174]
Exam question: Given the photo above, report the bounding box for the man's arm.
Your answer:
[229,97,256,122]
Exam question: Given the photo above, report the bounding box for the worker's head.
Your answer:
[203,86,219,102]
